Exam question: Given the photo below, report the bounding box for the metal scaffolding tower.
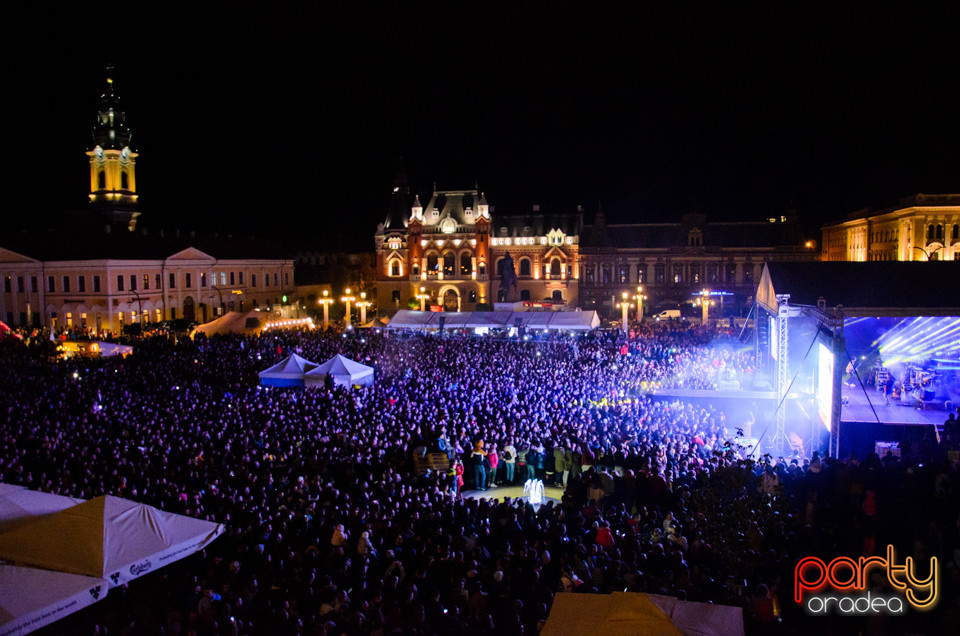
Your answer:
[773,294,790,456]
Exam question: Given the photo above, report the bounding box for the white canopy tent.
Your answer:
[304,354,375,388]
[191,309,267,338]
[543,591,744,636]
[0,488,224,635]
[0,494,225,588]
[0,565,108,636]
[0,485,106,636]
[0,483,84,533]
[386,310,600,331]
[257,353,320,387]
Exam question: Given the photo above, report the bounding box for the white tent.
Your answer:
[386,310,436,329]
[387,309,601,331]
[0,494,225,588]
[0,564,108,636]
[0,483,84,533]
[304,354,375,388]
[191,309,267,338]
[545,311,601,330]
[257,353,320,387]
[543,591,744,636]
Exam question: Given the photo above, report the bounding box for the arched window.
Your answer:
[928,225,935,240]
[390,260,401,277]
[478,262,486,276]
[936,225,944,240]
[443,252,455,275]
[460,253,472,275]
[427,254,438,272]
[550,259,561,276]
[519,258,531,276]
[121,171,129,189]
[954,224,959,240]
[98,171,106,189]
[412,263,420,276]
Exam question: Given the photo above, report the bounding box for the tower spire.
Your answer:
[86,65,139,231]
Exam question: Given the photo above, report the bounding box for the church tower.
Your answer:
[86,65,140,231]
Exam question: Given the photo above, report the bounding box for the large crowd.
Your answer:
[1,322,959,635]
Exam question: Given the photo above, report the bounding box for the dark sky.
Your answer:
[7,3,959,247]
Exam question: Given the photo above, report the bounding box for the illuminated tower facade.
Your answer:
[86,65,139,231]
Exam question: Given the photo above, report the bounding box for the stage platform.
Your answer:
[462,483,564,505]
[841,385,950,426]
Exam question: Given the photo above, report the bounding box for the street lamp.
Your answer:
[416,286,430,311]
[633,285,646,323]
[317,289,334,328]
[913,245,943,261]
[617,291,633,334]
[211,286,224,315]
[131,290,144,328]
[356,291,373,325]
[341,288,356,326]
[697,288,716,324]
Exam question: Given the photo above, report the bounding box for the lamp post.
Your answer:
[634,285,645,323]
[913,245,943,261]
[617,291,632,334]
[212,286,224,316]
[417,286,430,311]
[317,289,333,328]
[131,290,144,328]
[357,291,373,325]
[341,288,356,326]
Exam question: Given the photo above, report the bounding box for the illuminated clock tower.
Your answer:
[86,65,139,231]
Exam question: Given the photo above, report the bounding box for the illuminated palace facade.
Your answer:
[578,209,818,315]
[375,172,580,312]
[820,193,960,262]
[0,68,295,332]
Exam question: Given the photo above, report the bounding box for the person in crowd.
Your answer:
[502,440,517,485]
[487,443,499,488]
[471,440,488,491]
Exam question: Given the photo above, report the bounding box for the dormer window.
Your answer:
[547,229,565,246]
[432,208,440,219]
[688,229,703,247]
[387,237,402,250]
[441,218,457,234]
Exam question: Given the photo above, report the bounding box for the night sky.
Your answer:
[7,4,959,248]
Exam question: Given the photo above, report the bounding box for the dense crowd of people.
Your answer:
[1,322,959,635]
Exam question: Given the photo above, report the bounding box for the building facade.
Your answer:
[374,171,579,313]
[578,210,818,316]
[0,246,295,332]
[0,68,295,333]
[821,194,960,262]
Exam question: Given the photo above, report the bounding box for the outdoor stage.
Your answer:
[462,483,564,506]
[840,383,951,427]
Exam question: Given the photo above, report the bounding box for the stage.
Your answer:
[462,483,564,506]
[841,383,951,426]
